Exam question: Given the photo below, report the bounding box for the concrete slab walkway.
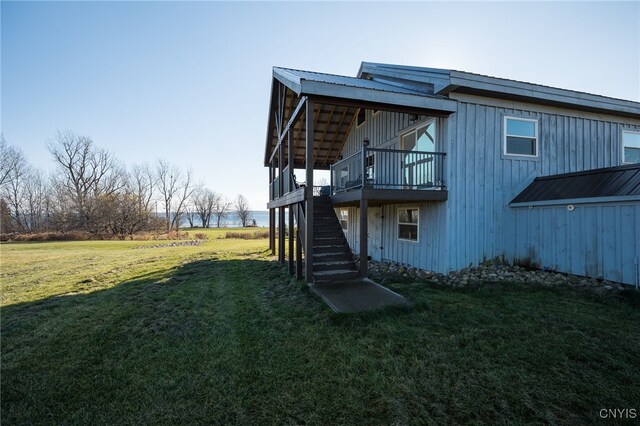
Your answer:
[309,278,411,313]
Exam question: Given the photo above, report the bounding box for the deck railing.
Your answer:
[270,166,298,201]
[330,147,446,194]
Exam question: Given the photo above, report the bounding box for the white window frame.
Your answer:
[399,118,437,151]
[339,165,349,188]
[622,130,640,164]
[397,207,419,243]
[503,116,539,158]
[338,209,348,232]
[356,108,366,128]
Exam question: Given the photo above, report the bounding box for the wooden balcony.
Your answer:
[328,147,448,206]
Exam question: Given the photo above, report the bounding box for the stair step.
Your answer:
[313,252,350,262]
[313,269,359,282]
[314,231,343,237]
[314,244,347,254]
[313,260,356,272]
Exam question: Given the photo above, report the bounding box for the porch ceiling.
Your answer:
[264,66,458,169]
[266,89,358,169]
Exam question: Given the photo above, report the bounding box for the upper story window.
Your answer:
[623,130,640,163]
[401,121,436,152]
[504,117,538,157]
[356,109,366,126]
[398,207,419,242]
[338,209,348,231]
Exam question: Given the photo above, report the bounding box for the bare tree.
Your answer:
[171,168,195,232]
[212,194,231,228]
[155,159,181,233]
[234,194,251,227]
[23,169,49,232]
[185,205,198,228]
[0,135,24,187]
[155,160,195,233]
[1,144,28,232]
[48,131,123,231]
[193,188,221,228]
[130,163,155,228]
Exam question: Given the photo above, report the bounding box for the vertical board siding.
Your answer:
[509,203,640,285]
[446,100,640,284]
[336,102,640,284]
[339,110,449,273]
[346,202,448,272]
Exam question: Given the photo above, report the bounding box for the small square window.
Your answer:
[357,109,366,126]
[623,130,640,164]
[339,209,348,231]
[398,208,419,242]
[504,117,538,157]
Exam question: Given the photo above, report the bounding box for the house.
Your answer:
[264,63,640,286]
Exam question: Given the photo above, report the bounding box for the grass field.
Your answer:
[1,229,639,424]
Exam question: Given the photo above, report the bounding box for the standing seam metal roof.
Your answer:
[273,67,447,97]
[511,164,640,204]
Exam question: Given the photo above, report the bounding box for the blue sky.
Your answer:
[2,1,639,209]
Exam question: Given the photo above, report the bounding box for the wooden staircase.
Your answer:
[311,196,359,282]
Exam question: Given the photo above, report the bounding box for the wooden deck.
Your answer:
[330,187,447,206]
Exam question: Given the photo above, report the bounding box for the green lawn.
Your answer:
[1,232,639,424]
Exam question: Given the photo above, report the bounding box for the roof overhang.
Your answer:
[264,67,458,168]
[358,62,640,119]
[441,71,640,118]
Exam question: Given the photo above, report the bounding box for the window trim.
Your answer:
[397,207,420,243]
[622,129,640,164]
[338,165,349,189]
[356,108,366,127]
[399,117,437,150]
[503,116,539,158]
[338,208,348,232]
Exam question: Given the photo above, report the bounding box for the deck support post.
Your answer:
[288,131,295,274]
[359,198,368,278]
[296,204,303,279]
[278,142,285,263]
[269,208,275,255]
[304,100,314,283]
[268,165,275,254]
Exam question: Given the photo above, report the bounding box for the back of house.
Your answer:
[264,62,640,285]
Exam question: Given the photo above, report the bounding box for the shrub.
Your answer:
[194,233,209,240]
[224,230,269,240]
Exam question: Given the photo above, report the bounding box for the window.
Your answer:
[623,130,640,163]
[339,166,349,189]
[357,109,366,126]
[365,153,375,182]
[339,209,348,231]
[504,117,538,157]
[398,208,419,242]
[400,120,437,187]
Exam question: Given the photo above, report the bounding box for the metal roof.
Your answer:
[265,67,458,168]
[359,62,640,118]
[511,164,640,204]
[274,67,430,96]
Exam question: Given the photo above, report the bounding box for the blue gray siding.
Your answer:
[445,99,640,284]
[338,100,640,284]
[338,202,448,272]
[338,110,449,272]
[510,202,640,285]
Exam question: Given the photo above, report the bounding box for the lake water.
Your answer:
[180,210,273,228]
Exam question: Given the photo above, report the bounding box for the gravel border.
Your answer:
[355,257,631,293]
[132,240,204,249]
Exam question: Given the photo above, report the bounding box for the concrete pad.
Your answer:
[309,279,411,313]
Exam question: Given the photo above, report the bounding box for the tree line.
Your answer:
[0,131,253,238]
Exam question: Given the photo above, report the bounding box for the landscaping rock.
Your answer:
[365,258,628,292]
[133,240,203,249]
